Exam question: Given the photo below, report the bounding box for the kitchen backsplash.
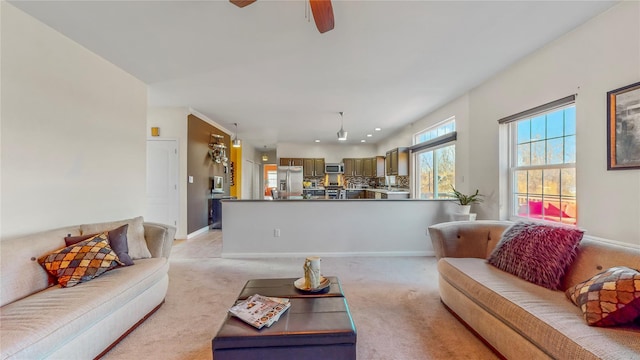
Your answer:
[303,175,409,189]
[396,176,409,188]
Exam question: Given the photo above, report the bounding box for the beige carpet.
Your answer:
[102,231,499,360]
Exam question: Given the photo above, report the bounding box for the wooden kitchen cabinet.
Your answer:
[373,156,385,177]
[354,159,363,176]
[280,158,303,166]
[314,158,325,176]
[343,158,364,176]
[346,190,365,199]
[363,156,385,177]
[343,158,354,176]
[303,158,325,177]
[363,158,373,177]
[385,148,408,176]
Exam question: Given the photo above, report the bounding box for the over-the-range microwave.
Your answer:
[324,163,344,174]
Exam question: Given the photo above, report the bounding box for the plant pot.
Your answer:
[457,205,471,214]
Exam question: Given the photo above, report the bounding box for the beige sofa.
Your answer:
[428,220,640,360]
[0,217,176,359]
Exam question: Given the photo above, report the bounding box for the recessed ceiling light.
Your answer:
[361,139,366,143]
[374,128,381,131]
[366,134,372,137]
[315,139,320,143]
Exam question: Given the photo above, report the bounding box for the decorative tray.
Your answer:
[294,276,331,292]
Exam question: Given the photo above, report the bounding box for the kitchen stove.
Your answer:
[325,183,344,199]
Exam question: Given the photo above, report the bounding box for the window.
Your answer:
[411,118,456,199]
[500,96,577,224]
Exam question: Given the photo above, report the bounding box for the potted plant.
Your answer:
[451,186,483,214]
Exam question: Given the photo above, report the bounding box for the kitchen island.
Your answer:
[221,198,456,258]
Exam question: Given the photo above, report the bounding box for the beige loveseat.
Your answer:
[428,220,640,360]
[0,217,176,359]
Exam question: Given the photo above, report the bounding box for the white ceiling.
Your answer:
[10,0,616,149]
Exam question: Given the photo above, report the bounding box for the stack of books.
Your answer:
[229,294,291,329]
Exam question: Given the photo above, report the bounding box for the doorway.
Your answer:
[263,163,277,199]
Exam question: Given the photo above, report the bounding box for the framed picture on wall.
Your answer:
[607,81,640,170]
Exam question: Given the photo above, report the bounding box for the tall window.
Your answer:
[500,96,577,224]
[411,118,456,199]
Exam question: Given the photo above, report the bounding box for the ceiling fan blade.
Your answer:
[309,0,334,34]
[230,0,256,8]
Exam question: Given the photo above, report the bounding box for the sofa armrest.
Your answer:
[143,222,176,258]
[428,220,513,260]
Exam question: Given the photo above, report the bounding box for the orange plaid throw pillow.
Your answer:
[38,232,123,287]
[566,266,640,326]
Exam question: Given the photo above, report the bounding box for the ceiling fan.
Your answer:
[230,0,335,34]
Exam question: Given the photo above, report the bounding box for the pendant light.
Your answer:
[337,112,347,141]
[232,123,242,148]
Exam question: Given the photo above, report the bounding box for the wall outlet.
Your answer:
[274,228,280,237]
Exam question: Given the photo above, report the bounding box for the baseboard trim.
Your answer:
[221,250,435,258]
[187,226,210,239]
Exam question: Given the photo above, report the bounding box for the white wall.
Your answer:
[277,142,379,163]
[147,107,189,238]
[222,200,453,257]
[381,2,640,245]
[375,94,472,193]
[1,3,148,239]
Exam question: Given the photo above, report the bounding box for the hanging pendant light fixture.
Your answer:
[232,123,242,148]
[337,112,347,141]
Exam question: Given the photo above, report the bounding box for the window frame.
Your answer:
[501,96,577,224]
[410,117,456,200]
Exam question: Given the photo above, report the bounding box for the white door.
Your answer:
[146,139,179,228]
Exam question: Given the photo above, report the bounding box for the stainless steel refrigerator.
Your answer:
[277,166,303,199]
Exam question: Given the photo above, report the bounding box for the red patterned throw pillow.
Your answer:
[487,222,584,290]
[38,233,123,287]
[566,266,640,326]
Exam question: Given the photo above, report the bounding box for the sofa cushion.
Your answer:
[38,233,122,287]
[487,221,583,290]
[66,224,134,266]
[81,216,151,260]
[566,266,640,327]
[0,257,169,359]
[438,257,640,359]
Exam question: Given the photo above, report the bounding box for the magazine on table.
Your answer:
[229,294,291,329]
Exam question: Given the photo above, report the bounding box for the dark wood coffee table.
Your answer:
[212,277,357,360]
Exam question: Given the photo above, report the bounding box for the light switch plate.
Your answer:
[188,176,194,183]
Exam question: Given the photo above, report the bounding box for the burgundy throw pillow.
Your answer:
[65,224,134,266]
[487,222,584,290]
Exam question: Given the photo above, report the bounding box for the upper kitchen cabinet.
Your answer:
[343,158,364,176]
[385,148,409,176]
[280,158,304,166]
[363,156,385,177]
[303,158,325,177]
[363,158,373,177]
